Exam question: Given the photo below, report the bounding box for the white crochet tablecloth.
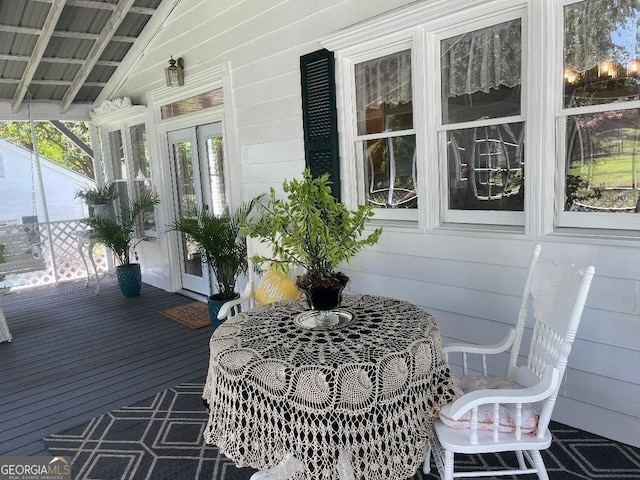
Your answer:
[203,294,454,480]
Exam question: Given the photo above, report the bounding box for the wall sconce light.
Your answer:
[165,56,184,87]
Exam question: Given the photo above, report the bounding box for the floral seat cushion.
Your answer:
[438,375,539,434]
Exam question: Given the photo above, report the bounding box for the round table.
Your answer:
[203,294,454,480]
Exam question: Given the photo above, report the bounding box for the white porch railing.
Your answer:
[9,220,109,288]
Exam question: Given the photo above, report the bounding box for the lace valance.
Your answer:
[441,18,522,97]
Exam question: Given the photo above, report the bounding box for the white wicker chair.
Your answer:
[424,244,595,480]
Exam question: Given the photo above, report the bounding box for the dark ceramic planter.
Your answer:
[116,263,142,297]
[298,283,346,311]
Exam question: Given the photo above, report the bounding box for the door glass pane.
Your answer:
[447,123,524,211]
[173,139,202,277]
[205,134,228,216]
[564,1,640,109]
[441,19,521,124]
[565,109,640,212]
[363,135,417,208]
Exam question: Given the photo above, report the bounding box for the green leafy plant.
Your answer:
[82,191,160,266]
[168,198,260,301]
[75,182,119,205]
[243,169,382,289]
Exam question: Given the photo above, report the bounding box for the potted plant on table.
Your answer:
[75,182,120,221]
[168,198,259,328]
[242,169,382,312]
[82,191,160,297]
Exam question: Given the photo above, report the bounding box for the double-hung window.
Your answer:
[355,49,417,211]
[328,0,640,235]
[330,6,525,227]
[439,17,524,226]
[557,0,640,231]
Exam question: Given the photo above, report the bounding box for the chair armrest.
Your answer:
[217,282,253,320]
[442,368,560,443]
[444,328,517,375]
[444,328,517,355]
[446,367,559,420]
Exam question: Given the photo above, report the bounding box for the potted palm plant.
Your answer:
[168,198,259,327]
[82,191,160,297]
[242,169,382,312]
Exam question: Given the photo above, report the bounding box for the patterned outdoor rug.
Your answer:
[160,301,211,330]
[44,382,640,480]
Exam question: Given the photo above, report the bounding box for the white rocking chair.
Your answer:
[424,244,595,480]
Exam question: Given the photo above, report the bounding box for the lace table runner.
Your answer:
[203,294,454,480]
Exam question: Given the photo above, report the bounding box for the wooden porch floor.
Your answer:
[0,277,212,456]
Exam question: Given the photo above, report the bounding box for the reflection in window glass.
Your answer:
[441,18,524,214]
[108,129,129,210]
[447,123,524,211]
[206,135,228,216]
[130,124,150,179]
[565,109,640,212]
[172,139,202,277]
[441,19,521,124]
[108,130,125,180]
[173,140,196,217]
[129,124,156,236]
[562,1,640,214]
[364,135,416,208]
[354,49,416,209]
[564,1,640,109]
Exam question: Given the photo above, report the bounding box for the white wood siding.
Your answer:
[108,0,640,447]
[0,140,89,222]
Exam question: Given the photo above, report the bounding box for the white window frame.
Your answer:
[326,0,529,230]
[436,10,527,226]
[344,37,420,223]
[90,102,158,238]
[554,0,640,231]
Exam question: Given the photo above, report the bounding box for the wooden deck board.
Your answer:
[0,277,212,456]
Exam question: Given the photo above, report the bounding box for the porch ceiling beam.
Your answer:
[59,0,137,114]
[11,0,67,114]
[0,53,119,67]
[0,25,136,43]
[0,78,106,87]
[31,0,156,16]
[50,120,94,158]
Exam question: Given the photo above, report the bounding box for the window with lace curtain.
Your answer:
[440,18,524,224]
[327,0,640,234]
[347,17,523,225]
[355,49,416,210]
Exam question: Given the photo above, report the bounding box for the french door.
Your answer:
[168,123,226,295]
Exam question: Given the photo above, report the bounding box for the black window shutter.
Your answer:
[300,48,341,201]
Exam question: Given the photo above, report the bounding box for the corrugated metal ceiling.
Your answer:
[0,0,165,115]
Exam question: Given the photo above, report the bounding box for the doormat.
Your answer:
[160,301,211,329]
